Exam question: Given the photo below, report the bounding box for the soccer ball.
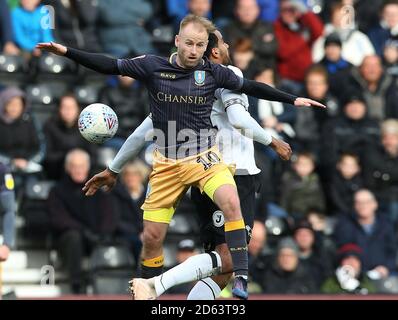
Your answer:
[78,103,119,144]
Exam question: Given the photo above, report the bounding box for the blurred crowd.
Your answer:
[1,0,398,296]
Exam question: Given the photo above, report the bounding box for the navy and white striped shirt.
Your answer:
[117,53,243,158]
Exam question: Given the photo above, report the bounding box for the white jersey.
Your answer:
[211,65,260,175]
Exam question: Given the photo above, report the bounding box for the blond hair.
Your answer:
[122,160,150,181]
[381,119,398,136]
[179,14,216,35]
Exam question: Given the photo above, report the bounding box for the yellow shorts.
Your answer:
[142,146,236,224]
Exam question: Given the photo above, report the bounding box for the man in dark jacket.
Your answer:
[48,149,117,294]
[224,0,278,68]
[321,93,380,171]
[333,189,397,278]
[333,55,398,121]
[362,119,398,224]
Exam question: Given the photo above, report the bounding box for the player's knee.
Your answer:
[221,195,241,217]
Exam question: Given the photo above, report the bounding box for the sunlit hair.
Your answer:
[179,14,216,35]
[381,119,398,136]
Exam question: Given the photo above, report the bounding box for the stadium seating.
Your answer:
[0,54,28,87]
[88,245,135,295]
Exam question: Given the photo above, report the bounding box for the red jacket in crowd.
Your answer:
[274,12,324,82]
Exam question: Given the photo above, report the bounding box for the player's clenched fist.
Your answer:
[269,137,292,161]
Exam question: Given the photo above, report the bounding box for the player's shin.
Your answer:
[153,251,222,297]
[224,219,248,279]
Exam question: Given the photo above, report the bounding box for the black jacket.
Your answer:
[260,260,318,294]
[111,182,144,237]
[329,171,364,214]
[44,0,101,52]
[48,175,117,236]
[43,116,96,179]
[99,80,148,139]
[362,144,398,203]
[321,115,380,169]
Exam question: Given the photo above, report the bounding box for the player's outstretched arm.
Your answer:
[226,104,292,160]
[240,79,326,109]
[82,116,153,196]
[36,42,119,74]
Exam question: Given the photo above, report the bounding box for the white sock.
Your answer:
[153,251,221,296]
[187,278,222,300]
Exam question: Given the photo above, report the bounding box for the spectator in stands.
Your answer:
[274,0,324,94]
[320,33,353,76]
[321,243,376,294]
[362,119,398,225]
[335,55,398,122]
[0,87,45,188]
[0,0,20,55]
[382,39,398,77]
[312,2,375,67]
[321,93,380,171]
[99,76,149,149]
[330,153,364,215]
[353,0,384,33]
[0,162,16,262]
[294,65,339,154]
[48,149,117,294]
[368,0,398,57]
[188,0,211,18]
[224,0,278,68]
[11,0,54,57]
[44,0,101,52]
[293,219,334,287]
[43,94,95,180]
[333,189,397,278]
[249,64,296,143]
[166,0,213,32]
[280,152,326,221]
[259,237,317,293]
[97,0,155,58]
[112,161,149,264]
[231,38,255,75]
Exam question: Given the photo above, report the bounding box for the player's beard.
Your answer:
[180,53,201,68]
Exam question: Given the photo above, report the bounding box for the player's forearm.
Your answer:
[65,47,119,74]
[241,79,297,105]
[227,105,272,146]
[108,116,154,173]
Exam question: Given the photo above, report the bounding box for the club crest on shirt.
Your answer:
[194,71,206,86]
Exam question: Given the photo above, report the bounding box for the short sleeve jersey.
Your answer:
[117,53,243,157]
